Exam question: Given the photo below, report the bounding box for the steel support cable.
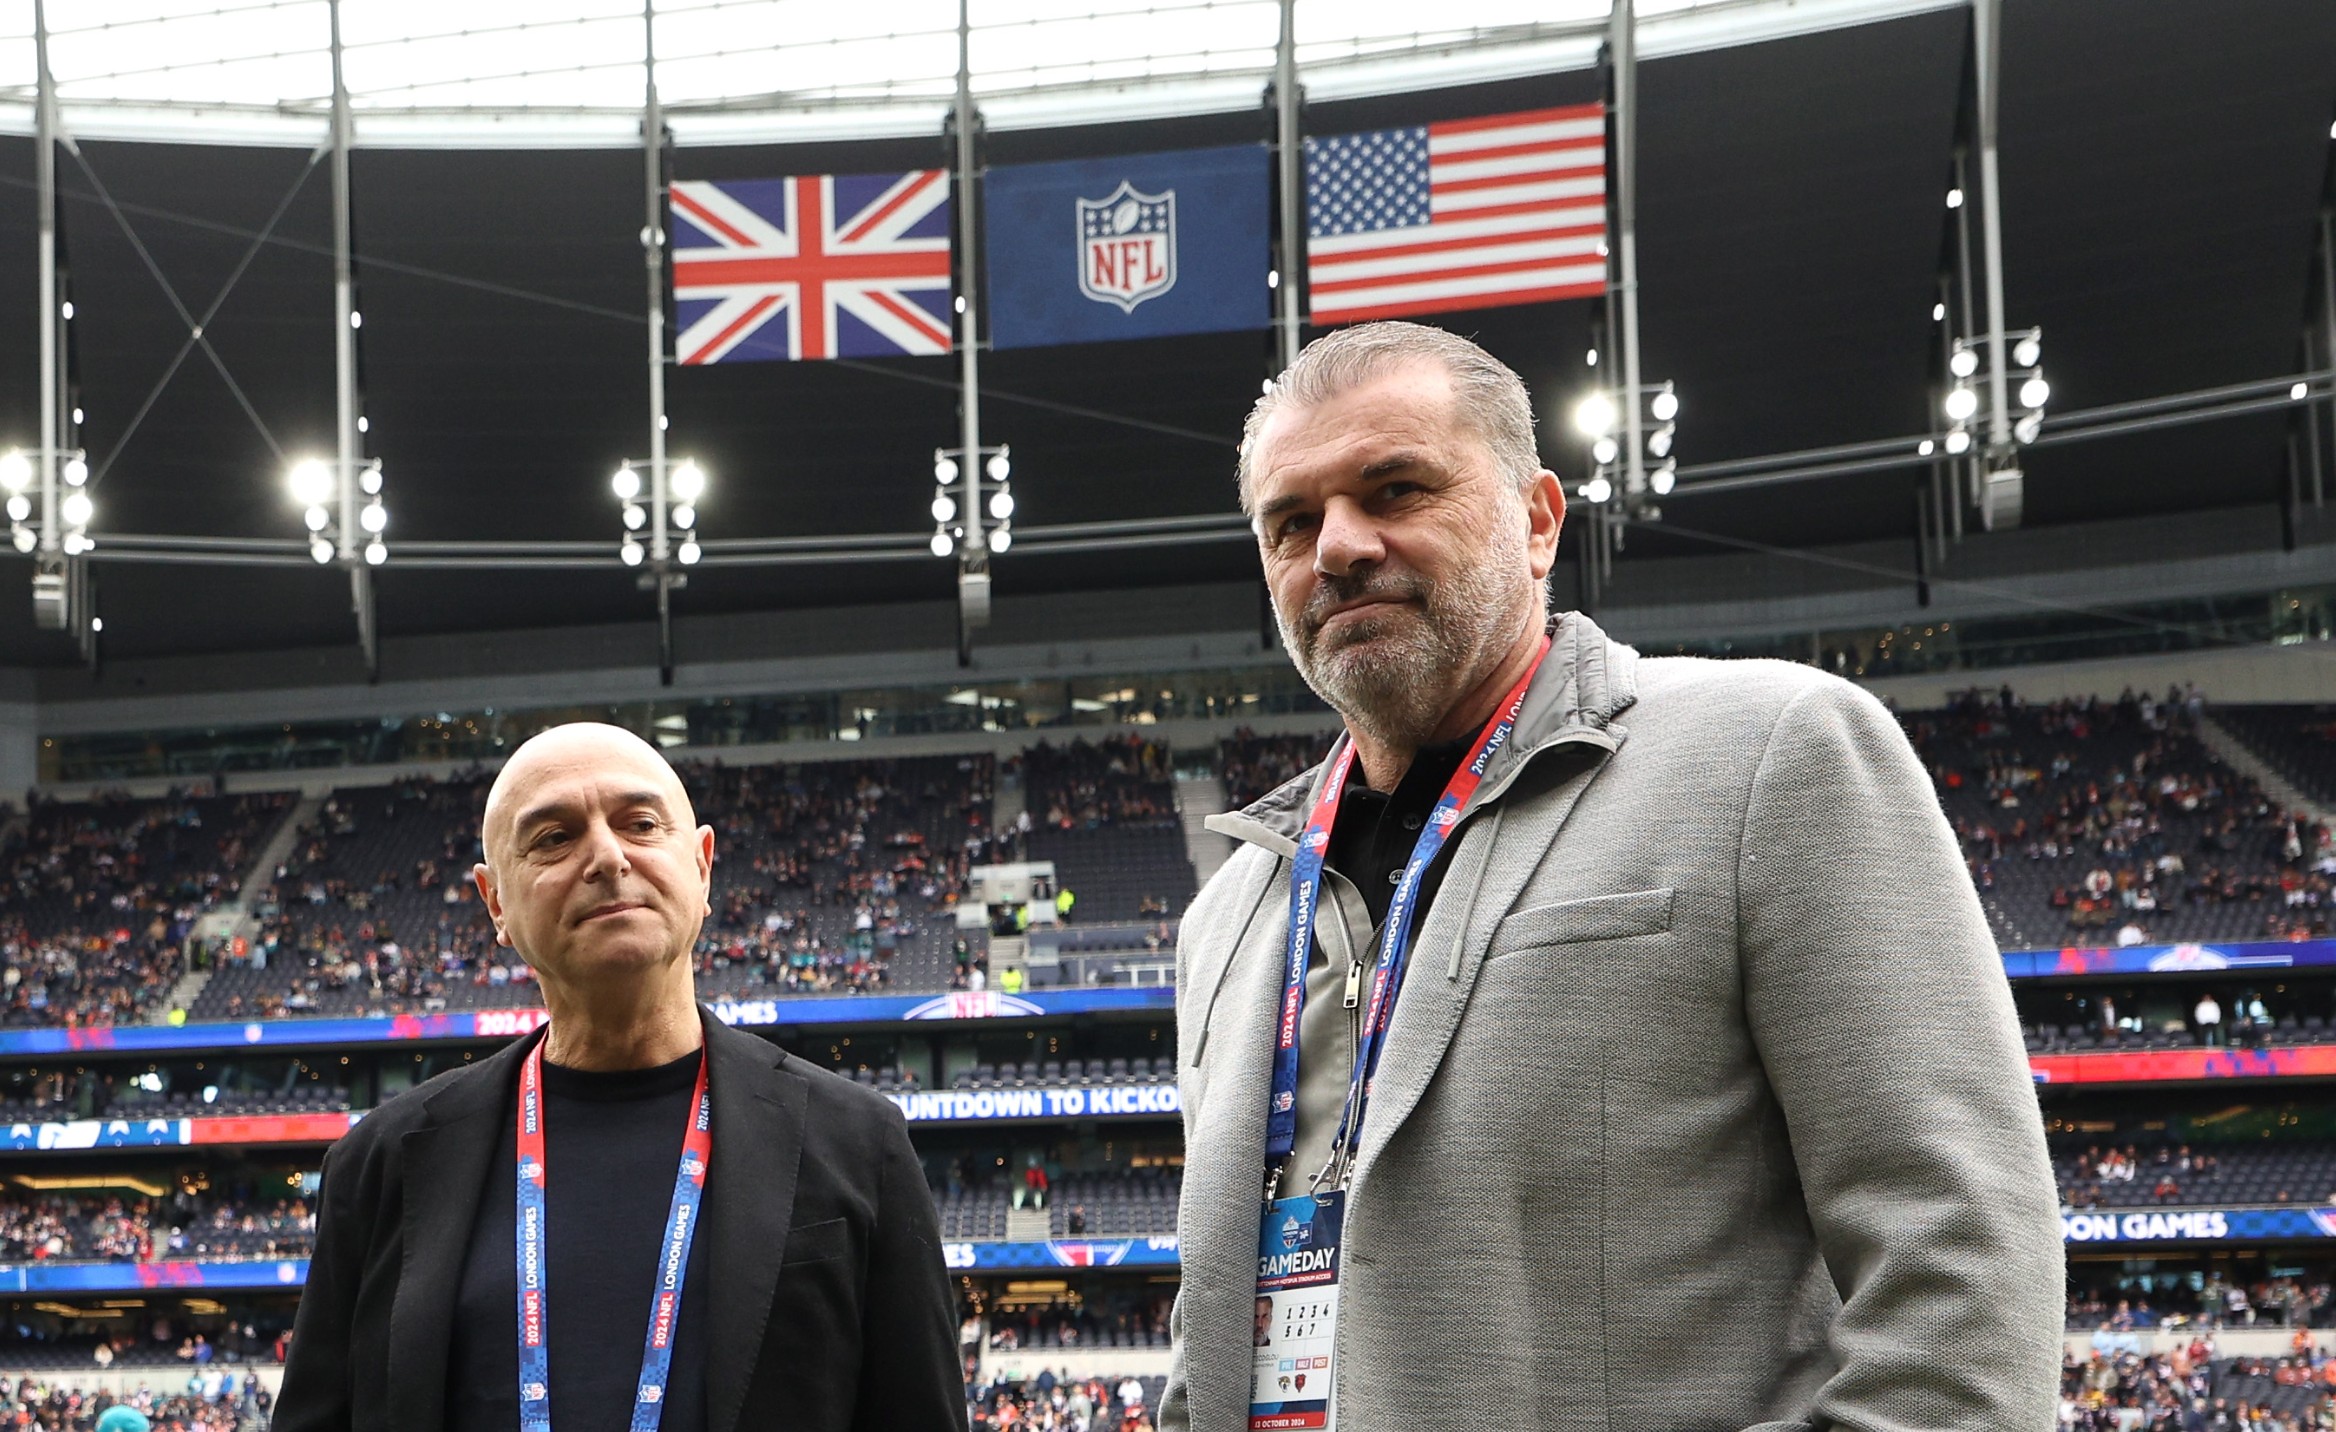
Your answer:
[60,141,287,462]
[90,146,327,488]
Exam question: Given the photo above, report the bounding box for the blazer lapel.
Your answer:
[1178,871,1288,1432]
[1347,731,1621,1192]
[700,1007,805,1432]
[388,1029,538,1432]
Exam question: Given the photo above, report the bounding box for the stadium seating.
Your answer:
[1,790,290,1027]
[1217,729,1334,810]
[2054,1141,2336,1210]
[1905,692,2328,948]
[0,1193,315,1264]
[2219,706,2336,810]
[1018,737,1197,925]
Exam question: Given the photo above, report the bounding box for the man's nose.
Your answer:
[576,819,631,881]
[1312,497,1384,578]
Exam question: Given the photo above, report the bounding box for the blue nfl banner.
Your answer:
[983,144,1270,349]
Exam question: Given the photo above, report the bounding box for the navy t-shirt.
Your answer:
[448,1049,711,1432]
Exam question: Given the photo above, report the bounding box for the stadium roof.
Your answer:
[0,0,2330,668]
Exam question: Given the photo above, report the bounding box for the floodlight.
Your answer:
[622,503,646,531]
[1581,476,1612,504]
[0,452,27,492]
[2018,377,2050,410]
[1572,392,1619,439]
[61,457,86,487]
[1948,347,1978,379]
[1650,388,1679,422]
[1944,430,1972,455]
[671,461,706,501]
[2014,414,2042,444]
[304,505,330,532]
[1943,386,1979,422]
[1647,427,1673,459]
[60,492,92,527]
[678,540,702,566]
[364,541,387,566]
[986,452,1011,482]
[5,496,27,522]
[289,458,333,506]
[988,490,1015,520]
[349,311,362,329]
[1591,436,1618,466]
[620,539,645,567]
[934,455,960,483]
[1917,439,1936,457]
[1932,303,1946,322]
[1585,347,1598,367]
[359,463,383,496]
[991,526,1013,553]
[672,504,697,530]
[1650,464,1676,496]
[612,466,641,500]
[929,531,954,558]
[60,301,73,320]
[2293,382,2310,401]
[309,537,333,564]
[10,529,32,553]
[359,501,387,534]
[61,532,87,555]
[2012,335,2041,368]
[931,495,957,523]
[88,618,101,634]
[1946,187,1964,209]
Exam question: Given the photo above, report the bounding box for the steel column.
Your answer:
[955,0,984,563]
[328,0,376,673]
[1971,0,2012,458]
[1274,0,1302,370]
[1610,0,1644,504]
[34,0,58,560]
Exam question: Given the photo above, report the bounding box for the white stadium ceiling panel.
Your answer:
[0,0,1962,148]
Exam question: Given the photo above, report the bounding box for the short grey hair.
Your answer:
[1236,321,1541,512]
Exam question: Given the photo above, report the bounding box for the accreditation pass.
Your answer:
[1250,1189,1342,1430]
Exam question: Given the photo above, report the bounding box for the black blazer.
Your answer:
[273,1006,965,1432]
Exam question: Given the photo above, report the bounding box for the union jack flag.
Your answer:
[669,171,954,364]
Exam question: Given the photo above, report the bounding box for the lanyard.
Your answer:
[1265,638,1549,1199]
[516,1040,713,1432]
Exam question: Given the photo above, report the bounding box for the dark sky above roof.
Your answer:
[0,0,2330,666]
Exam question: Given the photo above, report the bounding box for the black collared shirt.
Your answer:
[1327,734,1475,929]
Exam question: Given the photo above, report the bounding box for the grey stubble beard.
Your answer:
[1276,513,1535,752]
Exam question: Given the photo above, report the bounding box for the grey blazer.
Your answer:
[1163,614,2062,1432]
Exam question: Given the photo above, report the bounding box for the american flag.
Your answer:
[669,171,953,363]
[1304,103,1606,325]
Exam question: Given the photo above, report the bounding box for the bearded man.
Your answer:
[1161,323,2060,1431]
[275,723,960,1432]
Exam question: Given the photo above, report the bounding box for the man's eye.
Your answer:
[1272,513,1318,543]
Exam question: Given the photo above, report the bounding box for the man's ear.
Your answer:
[472,863,512,948]
[1524,470,1564,580]
[696,825,716,916]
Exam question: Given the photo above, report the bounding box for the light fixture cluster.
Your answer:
[0,446,90,554]
[930,445,1013,557]
[1941,327,2047,455]
[612,458,705,569]
[288,456,389,566]
[1570,381,1679,510]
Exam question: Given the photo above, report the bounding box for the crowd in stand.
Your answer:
[2058,1336,2336,1431]
[1906,688,2333,945]
[0,1378,265,1432]
[2067,1272,2335,1333]
[2059,1145,2231,1210]
[964,1368,1158,1432]
[980,1294,1176,1354]
[1020,737,1177,829]
[1216,730,1333,810]
[0,1194,314,1265]
[0,791,287,1028]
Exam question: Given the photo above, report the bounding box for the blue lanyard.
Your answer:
[516,1041,714,1432]
[1266,639,1548,1197]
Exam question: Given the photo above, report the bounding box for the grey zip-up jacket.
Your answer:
[1162,613,2061,1432]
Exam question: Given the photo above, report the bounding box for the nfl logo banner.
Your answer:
[669,171,953,363]
[983,144,1269,350]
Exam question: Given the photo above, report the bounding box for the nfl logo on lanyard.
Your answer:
[1077,181,1177,313]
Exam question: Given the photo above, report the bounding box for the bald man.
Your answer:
[276,724,962,1432]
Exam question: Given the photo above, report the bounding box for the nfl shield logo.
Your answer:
[1077,181,1177,313]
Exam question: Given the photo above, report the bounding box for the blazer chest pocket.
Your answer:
[1489,887,1674,956]
[780,1216,852,1267]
